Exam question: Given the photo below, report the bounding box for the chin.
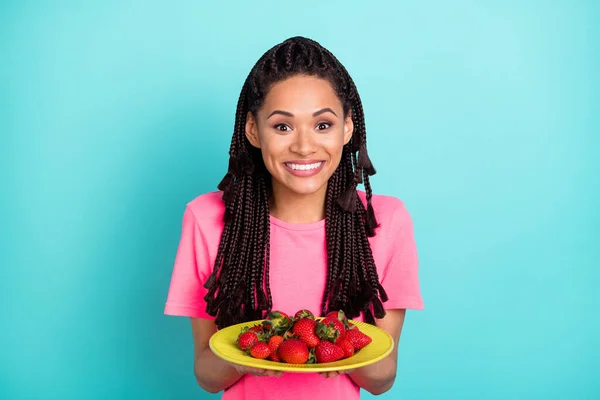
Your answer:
[294,188,324,196]
[284,181,328,196]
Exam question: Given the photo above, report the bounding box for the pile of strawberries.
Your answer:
[236,309,372,364]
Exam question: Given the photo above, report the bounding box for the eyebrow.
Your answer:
[266,107,338,119]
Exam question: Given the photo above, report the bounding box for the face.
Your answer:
[245,75,353,200]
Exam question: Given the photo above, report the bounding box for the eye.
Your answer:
[317,122,331,131]
[274,124,291,132]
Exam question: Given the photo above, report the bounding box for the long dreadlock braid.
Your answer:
[204,36,388,329]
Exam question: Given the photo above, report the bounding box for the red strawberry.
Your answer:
[293,318,319,348]
[345,329,372,350]
[326,310,355,330]
[237,331,258,351]
[268,336,284,354]
[248,325,263,333]
[294,309,315,319]
[249,342,271,359]
[325,311,339,320]
[316,318,346,343]
[315,340,345,363]
[325,310,347,322]
[325,318,346,337]
[337,339,355,359]
[299,333,320,349]
[277,339,309,364]
[265,310,292,334]
[292,318,316,336]
[267,335,284,362]
[266,310,289,321]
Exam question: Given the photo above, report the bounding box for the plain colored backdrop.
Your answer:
[2,1,599,399]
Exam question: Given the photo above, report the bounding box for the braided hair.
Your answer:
[203,36,388,329]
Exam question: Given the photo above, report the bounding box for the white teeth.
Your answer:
[286,162,323,171]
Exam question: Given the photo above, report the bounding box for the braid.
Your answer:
[242,173,257,319]
[259,175,273,310]
[204,36,388,329]
[254,175,269,310]
[322,172,337,316]
[337,206,354,309]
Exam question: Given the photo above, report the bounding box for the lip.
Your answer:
[283,160,325,177]
[285,159,323,164]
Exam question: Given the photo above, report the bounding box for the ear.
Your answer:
[343,110,354,145]
[245,111,261,148]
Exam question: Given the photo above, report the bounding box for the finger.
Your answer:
[241,367,265,376]
[264,369,282,377]
[234,365,253,375]
[252,369,268,376]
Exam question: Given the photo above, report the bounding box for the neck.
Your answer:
[269,184,327,224]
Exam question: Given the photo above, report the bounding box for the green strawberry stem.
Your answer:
[307,348,317,364]
[316,320,340,343]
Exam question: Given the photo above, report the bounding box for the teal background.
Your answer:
[2,1,599,399]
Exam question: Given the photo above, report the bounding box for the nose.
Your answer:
[289,128,317,157]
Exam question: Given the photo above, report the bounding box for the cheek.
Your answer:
[324,135,346,160]
[260,140,278,158]
[258,140,285,173]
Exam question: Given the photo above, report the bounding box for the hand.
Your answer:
[318,368,356,379]
[231,364,283,378]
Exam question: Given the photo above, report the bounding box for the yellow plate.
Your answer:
[209,318,394,372]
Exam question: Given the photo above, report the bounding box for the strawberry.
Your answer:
[265,310,293,335]
[268,335,284,356]
[325,310,347,322]
[337,339,355,359]
[294,309,315,319]
[315,340,345,363]
[292,318,316,337]
[248,325,263,333]
[345,329,372,350]
[293,318,319,348]
[324,318,346,338]
[277,339,309,364]
[268,352,281,362]
[266,310,289,322]
[237,331,259,351]
[299,333,320,349]
[249,342,271,359]
[326,310,355,330]
[316,318,346,343]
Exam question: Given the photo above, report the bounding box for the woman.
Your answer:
[164,36,423,399]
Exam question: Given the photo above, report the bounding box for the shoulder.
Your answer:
[357,190,411,219]
[184,191,225,228]
[357,190,414,234]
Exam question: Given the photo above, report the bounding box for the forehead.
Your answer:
[261,75,342,114]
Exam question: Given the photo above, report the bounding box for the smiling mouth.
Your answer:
[284,161,325,171]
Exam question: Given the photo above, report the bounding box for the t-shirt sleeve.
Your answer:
[164,206,216,320]
[380,201,424,310]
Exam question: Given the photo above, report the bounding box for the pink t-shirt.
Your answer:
[164,190,423,399]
